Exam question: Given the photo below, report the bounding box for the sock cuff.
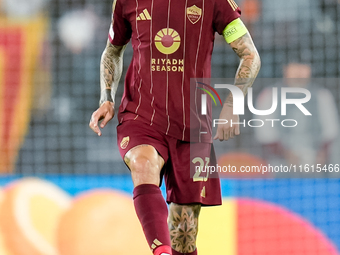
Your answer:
[187,250,197,255]
[172,249,197,255]
[133,184,161,199]
[171,249,182,255]
[154,245,172,255]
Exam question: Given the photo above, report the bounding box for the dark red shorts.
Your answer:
[117,120,221,206]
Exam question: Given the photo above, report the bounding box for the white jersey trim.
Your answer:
[149,0,155,126]
[181,0,189,141]
[134,0,143,114]
[194,0,204,142]
[165,0,172,135]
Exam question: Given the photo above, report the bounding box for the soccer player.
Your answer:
[89,0,260,254]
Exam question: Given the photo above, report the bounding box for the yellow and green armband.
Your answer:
[223,18,248,43]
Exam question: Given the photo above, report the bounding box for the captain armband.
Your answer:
[223,18,248,43]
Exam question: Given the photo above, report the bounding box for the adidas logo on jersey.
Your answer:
[137,9,151,20]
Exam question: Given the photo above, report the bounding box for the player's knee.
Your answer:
[129,154,157,173]
[129,156,160,186]
[125,145,163,186]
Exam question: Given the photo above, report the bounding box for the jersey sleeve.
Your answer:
[108,0,132,45]
[213,0,241,35]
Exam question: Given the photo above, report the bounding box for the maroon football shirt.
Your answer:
[109,0,241,142]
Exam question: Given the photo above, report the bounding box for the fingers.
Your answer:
[224,129,230,140]
[213,128,223,141]
[89,110,102,136]
[100,111,113,128]
[89,103,115,136]
[213,125,240,141]
[229,130,234,139]
[213,127,228,141]
[235,123,240,135]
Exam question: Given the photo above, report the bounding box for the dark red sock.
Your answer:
[172,249,197,255]
[133,184,171,254]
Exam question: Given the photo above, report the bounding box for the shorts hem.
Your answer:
[166,199,222,207]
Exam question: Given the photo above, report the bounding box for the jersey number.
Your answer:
[192,157,210,182]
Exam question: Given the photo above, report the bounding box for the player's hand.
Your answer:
[89,101,115,136]
[214,104,240,141]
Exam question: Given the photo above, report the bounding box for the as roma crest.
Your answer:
[120,136,130,149]
[187,5,202,24]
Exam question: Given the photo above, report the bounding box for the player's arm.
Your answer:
[99,40,126,106]
[214,19,261,141]
[89,41,126,136]
[227,30,261,105]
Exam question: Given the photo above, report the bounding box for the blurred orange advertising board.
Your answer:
[0,15,48,173]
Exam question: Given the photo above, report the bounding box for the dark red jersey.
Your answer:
[109,0,241,142]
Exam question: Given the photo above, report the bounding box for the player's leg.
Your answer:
[168,203,201,255]
[124,144,172,255]
[164,139,222,255]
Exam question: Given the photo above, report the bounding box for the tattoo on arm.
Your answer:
[168,203,201,253]
[99,41,126,106]
[226,32,261,106]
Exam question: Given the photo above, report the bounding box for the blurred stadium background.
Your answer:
[0,0,340,254]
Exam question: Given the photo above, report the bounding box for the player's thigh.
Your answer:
[117,121,169,187]
[165,141,222,206]
[125,144,165,187]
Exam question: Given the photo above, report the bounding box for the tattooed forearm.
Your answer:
[99,41,126,106]
[225,32,261,106]
[168,203,201,253]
